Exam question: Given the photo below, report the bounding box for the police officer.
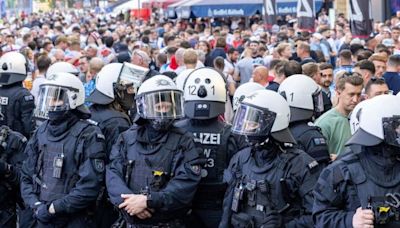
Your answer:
[106,75,201,227]
[34,61,80,127]
[175,68,245,227]
[0,125,27,227]
[86,63,132,228]
[87,63,132,158]
[278,74,330,166]
[220,90,321,228]
[20,72,106,227]
[0,52,35,137]
[313,95,400,227]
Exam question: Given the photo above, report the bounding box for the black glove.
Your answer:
[260,210,282,228]
[0,160,9,175]
[35,204,54,224]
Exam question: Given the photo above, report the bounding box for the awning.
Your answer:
[171,0,324,19]
[179,0,263,18]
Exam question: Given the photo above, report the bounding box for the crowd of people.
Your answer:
[0,6,399,228]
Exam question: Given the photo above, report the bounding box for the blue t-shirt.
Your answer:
[383,71,400,95]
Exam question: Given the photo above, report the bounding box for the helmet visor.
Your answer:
[312,90,324,113]
[34,85,70,119]
[383,116,400,147]
[136,90,184,119]
[232,104,276,136]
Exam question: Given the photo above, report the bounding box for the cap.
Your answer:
[382,38,395,47]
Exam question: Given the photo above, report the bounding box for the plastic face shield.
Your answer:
[231,104,276,137]
[34,85,71,120]
[383,116,400,148]
[117,62,149,90]
[136,90,184,119]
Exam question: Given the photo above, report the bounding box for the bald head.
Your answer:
[89,57,104,75]
[252,66,269,86]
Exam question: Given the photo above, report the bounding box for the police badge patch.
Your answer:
[94,159,105,172]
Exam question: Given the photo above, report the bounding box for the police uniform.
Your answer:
[89,105,131,228]
[220,144,320,228]
[89,105,131,160]
[0,83,34,137]
[20,116,106,227]
[313,94,400,227]
[176,118,246,227]
[106,125,202,227]
[313,145,400,227]
[290,121,330,167]
[0,126,27,228]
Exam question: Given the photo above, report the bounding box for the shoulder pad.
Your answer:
[174,119,190,128]
[71,120,92,137]
[170,126,189,136]
[340,151,359,164]
[235,147,252,164]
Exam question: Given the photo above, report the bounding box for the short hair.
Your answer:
[336,72,364,91]
[132,50,151,65]
[339,49,352,61]
[375,44,391,56]
[298,42,310,54]
[269,59,282,70]
[89,57,104,74]
[356,50,373,61]
[22,33,31,43]
[55,35,68,46]
[104,36,114,48]
[387,54,400,67]
[180,40,191,49]
[216,37,226,48]
[302,62,319,77]
[365,77,388,95]
[349,44,364,55]
[319,63,333,71]
[284,60,302,77]
[276,43,291,56]
[36,54,51,72]
[227,47,237,55]
[354,60,375,74]
[368,53,387,63]
[183,49,198,65]
[213,56,225,70]
[157,53,168,65]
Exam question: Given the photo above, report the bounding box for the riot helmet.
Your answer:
[232,90,296,144]
[347,95,400,148]
[46,62,79,77]
[136,75,184,130]
[278,74,324,122]
[87,63,123,105]
[183,67,226,119]
[349,99,372,135]
[175,68,195,91]
[232,82,265,111]
[34,72,89,121]
[0,52,28,85]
